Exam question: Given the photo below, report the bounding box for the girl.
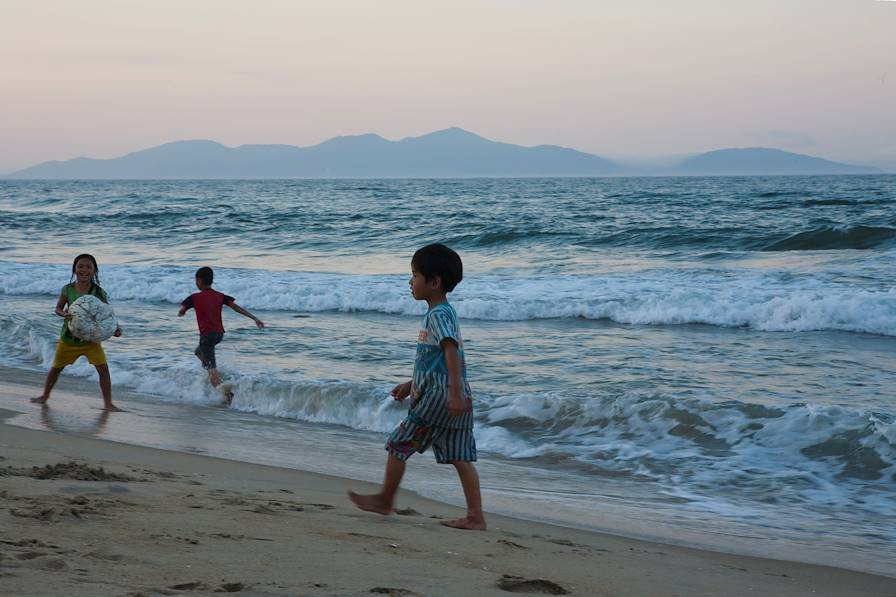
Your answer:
[30,254,123,411]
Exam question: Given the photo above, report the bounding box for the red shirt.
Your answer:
[182,288,235,336]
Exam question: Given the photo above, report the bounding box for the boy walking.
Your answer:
[349,244,486,530]
[178,266,264,404]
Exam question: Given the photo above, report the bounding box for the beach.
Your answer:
[1,176,895,591]
[2,376,895,597]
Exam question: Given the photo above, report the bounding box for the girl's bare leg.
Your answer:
[31,367,64,404]
[95,364,120,411]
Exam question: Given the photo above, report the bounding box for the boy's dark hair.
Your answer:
[196,266,214,285]
[411,244,463,293]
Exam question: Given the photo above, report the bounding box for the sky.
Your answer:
[1,0,895,173]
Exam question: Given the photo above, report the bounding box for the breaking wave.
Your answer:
[1,261,894,336]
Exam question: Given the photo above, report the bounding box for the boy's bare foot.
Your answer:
[221,384,235,406]
[30,396,49,404]
[102,404,123,412]
[347,491,393,515]
[440,516,487,531]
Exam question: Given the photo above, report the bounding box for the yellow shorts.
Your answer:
[51,341,107,368]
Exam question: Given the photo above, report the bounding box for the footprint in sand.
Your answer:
[370,588,421,596]
[86,549,130,562]
[497,574,569,595]
[547,539,578,547]
[169,581,209,591]
[301,502,336,510]
[14,551,47,560]
[497,539,531,549]
[394,507,421,516]
[31,558,68,571]
[167,581,245,593]
[1,538,59,549]
[9,506,73,522]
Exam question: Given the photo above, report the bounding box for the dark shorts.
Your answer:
[195,332,224,369]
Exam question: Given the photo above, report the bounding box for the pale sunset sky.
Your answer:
[1,0,894,172]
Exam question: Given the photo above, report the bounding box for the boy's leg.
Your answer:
[433,428,486,530]
[348,453,406,515]
[197,333,223,388]
[219,383,235,405]
[30,367,64,404]
[95,364,120,411]
[441,460,486,530]
[207,368,222,387]
[194,335,213,368]
[349,416,431,515]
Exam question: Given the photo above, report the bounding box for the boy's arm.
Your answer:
[391,380,412,401]
[442,339,467,417]
[178,296,193,317]
[227,301,264,329]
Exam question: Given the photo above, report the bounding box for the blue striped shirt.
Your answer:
[409,303,473,430]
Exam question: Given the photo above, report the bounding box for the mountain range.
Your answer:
[3,128,881,179]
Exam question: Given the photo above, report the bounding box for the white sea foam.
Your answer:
[2,261,894,335]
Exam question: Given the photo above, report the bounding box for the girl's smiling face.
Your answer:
[74,257,96,284]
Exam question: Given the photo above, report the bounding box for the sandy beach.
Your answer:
[0,380,892,597]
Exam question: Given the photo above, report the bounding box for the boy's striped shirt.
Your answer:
[409,302,473,430]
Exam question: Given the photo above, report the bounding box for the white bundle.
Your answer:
[68,294,117,343]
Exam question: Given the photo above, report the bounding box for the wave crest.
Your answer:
[764,226,896,251]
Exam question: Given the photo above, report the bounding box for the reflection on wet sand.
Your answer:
[39,403,112,437]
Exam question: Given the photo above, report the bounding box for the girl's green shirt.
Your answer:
[59,283,108,346]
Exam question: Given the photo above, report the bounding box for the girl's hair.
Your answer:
[69,253,102,290]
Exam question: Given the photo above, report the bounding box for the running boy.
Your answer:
[178,266,264,404]
[349,244,486,530]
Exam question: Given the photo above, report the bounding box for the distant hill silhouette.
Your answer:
[675,147,879,176]
[5,128,618,179]
[5,133,882,179]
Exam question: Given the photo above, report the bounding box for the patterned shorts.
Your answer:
[386,414,477,464]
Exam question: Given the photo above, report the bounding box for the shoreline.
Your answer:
[1,382,894,595]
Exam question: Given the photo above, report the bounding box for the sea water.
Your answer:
[0,177,893,575]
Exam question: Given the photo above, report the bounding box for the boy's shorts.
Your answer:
[195,332,224,370]
[386,415,477,464]
[51,341,107,368]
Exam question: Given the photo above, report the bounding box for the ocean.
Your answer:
[0,176,893,575]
